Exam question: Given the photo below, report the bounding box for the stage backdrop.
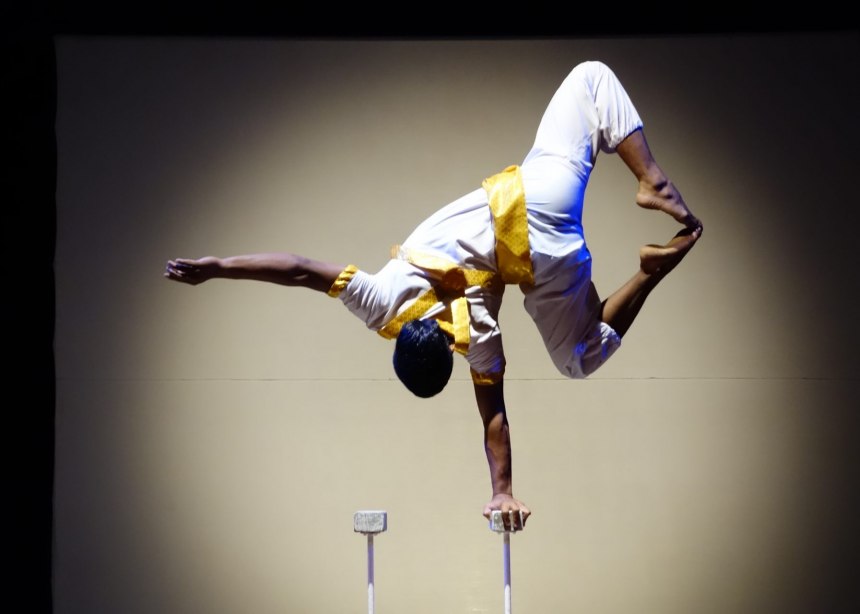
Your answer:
[54,35,859,614]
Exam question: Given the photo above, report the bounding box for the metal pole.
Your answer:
[489,510,524,614]
[503,530,512,614]
[354,511,387,614]
[367,533,375,614]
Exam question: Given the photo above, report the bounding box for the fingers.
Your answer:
[647,224,702,257]
[499,508,530,531]
[666,226,701,251]
[505,510,522,531]
[640,225,701,275]
[517,505,531,529]
[484,496,532,530]
[640,243,679,262]
[486,510,528,531]
[680,212,703,233]
[164,259,202,284]
[167,259,199,271]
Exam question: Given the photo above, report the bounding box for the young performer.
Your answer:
[166,61,703,530]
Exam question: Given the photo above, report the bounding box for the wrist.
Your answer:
[217,256,239,279]
[492,481,513,497]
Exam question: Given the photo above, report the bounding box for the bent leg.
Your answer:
[616,129,703,230]
[524,60,702,231]
[525,60,645,170]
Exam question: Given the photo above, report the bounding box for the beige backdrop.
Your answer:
[54,35,859,613]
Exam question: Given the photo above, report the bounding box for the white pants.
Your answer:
[520,61,642,378]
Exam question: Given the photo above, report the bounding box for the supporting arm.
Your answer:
[474,380,530,529]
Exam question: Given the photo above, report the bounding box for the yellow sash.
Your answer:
[377,247,496,355]
[483,164,534,286]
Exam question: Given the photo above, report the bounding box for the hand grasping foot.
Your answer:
[639,224,702,276]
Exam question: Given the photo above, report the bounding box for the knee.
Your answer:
[566,60,616,95]
[574,60,612,78]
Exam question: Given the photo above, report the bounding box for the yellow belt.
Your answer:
[483,164,534,286]
[377,247,496,356]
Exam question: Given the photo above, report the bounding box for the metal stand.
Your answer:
[354,510,388,614]
[489,510,525,614]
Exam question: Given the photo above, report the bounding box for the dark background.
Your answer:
[7,8,857,611]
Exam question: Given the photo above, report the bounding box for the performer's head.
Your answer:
[393,319,453,398]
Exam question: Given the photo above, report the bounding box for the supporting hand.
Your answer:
[483,493,531,530]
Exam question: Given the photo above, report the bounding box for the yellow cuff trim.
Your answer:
[327,264,359,298]
[471,368,504,386]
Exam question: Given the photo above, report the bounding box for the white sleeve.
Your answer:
[339,260,432,331]
[463,283,506,382]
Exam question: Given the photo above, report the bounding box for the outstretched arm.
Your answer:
[474,380,531,529]
[165,253,345,293]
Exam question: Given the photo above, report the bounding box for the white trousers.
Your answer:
[520,61,642,378]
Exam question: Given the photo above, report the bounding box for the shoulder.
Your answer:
[339,259,434,330]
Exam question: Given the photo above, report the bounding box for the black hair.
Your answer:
[392,319,454,398]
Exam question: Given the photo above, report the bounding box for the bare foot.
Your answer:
[640,225,702,275]
[636,179,702,229]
